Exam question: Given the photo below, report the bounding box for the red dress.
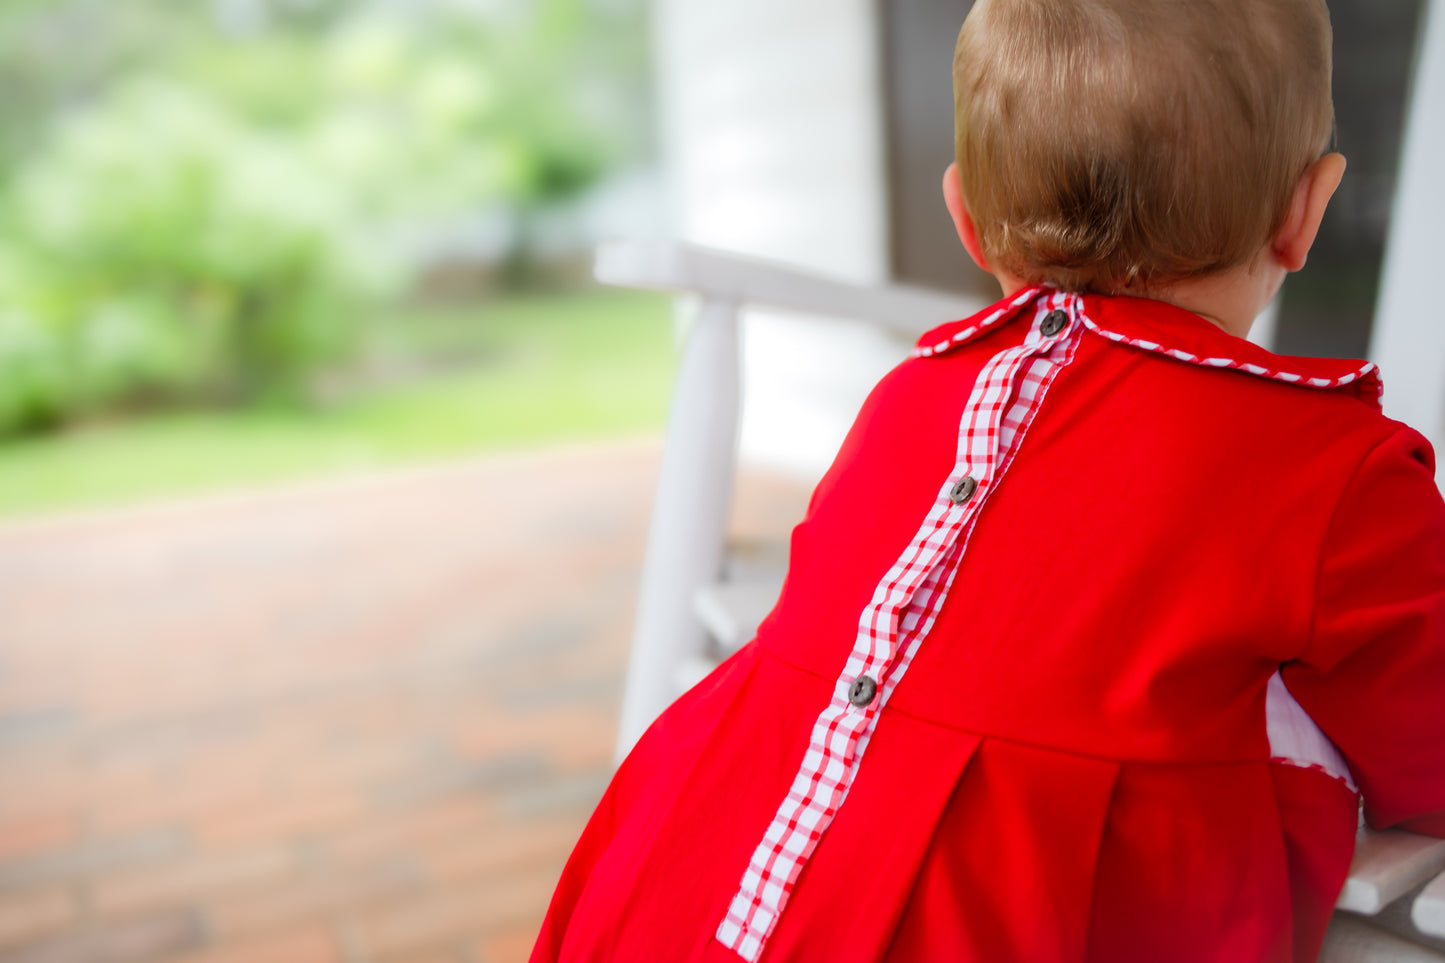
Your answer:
[531,288,1445,963]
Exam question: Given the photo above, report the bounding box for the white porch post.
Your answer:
[651,0,893,485]
[1370,0,1445,458]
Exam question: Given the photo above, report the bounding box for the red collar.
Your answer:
[914,286,1382,410]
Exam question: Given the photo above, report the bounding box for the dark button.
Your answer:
[1040,309,1068,337]
[949,475,979,506]
[848,675,878,708]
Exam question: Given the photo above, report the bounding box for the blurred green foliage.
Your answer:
[0,289,674,518]
[0,82,384,428]
[0,0,649,437]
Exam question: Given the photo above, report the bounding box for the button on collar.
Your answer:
[1040,309,1068,337]
[848,675,877,708]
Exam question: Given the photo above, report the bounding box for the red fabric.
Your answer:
[530,290,1445,963]
[719,291,1083,959]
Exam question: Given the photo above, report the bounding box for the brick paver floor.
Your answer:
[0,439,811,963]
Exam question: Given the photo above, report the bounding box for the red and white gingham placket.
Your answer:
[715,288,1085,961]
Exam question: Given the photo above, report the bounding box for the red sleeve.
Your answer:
[1281,427,1445,836]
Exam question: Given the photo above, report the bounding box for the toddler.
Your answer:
[531,1,1445,960]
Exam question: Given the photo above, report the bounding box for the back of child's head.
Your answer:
[953,0,1334,292]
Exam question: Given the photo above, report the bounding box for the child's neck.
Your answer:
[995,254,1285,342]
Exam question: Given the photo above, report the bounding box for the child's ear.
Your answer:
[1272,152,1347,273]
[943,162,991,273]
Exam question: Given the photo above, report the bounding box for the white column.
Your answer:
[652,0,888,279]
[652,0,899,484]
[1370,0,1445,459]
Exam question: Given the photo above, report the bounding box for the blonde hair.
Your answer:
[953,0,1335,291]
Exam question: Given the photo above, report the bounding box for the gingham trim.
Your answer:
[1076,314,1384,406]
[913,285,1043,359]
[1266,671,1357,792]
[913,292,1383,407]
[715,290,1085,962]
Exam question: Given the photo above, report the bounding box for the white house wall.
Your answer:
[1370,0,1445,457]
[652,0,906,483]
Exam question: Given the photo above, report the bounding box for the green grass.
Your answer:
[0,288,676,519]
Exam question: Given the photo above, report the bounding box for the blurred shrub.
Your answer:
[0,0,649,437]
[0,81,387,433]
